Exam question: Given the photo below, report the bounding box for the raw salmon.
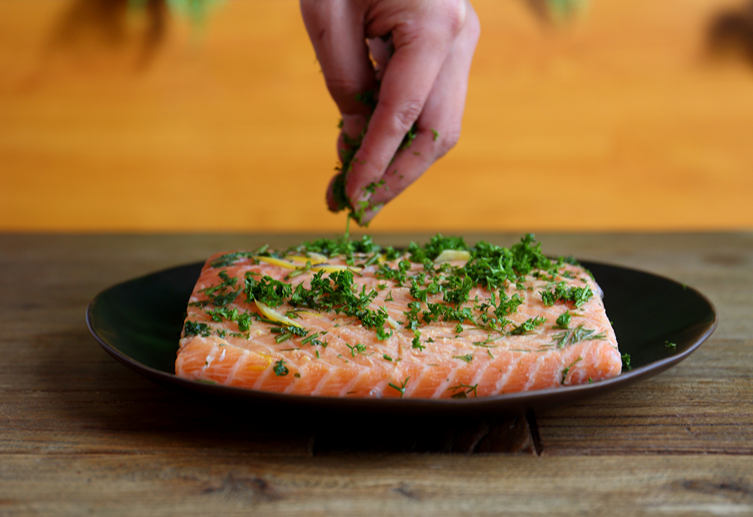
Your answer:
[175,235,621,398]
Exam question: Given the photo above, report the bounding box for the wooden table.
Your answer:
[2,233,751,515]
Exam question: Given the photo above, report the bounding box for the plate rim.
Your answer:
[86,259,718,410]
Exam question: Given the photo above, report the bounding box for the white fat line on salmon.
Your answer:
[561,357,583,385]
[202,347,219,371]
[310,361,337,397]
[406,364,433,397]
[251,360,276,391]
[492,355,516,396]
[522,354,546,392]
[432,368,460,399]
[225,347,252,385]
[467,357,492,397]
[337,367,366,397]
[554,351,570,388]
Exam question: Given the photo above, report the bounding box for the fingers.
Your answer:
[359,1,481,224]
[343,7,464,206]
[304,0,479,223]
[299,0,375,127]
[300,0,377,213]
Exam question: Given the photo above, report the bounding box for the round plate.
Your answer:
[86,260,717,416]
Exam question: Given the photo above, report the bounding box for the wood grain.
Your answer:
[1,233,752,514]
[2,455,752,516]
[1,0,753,232]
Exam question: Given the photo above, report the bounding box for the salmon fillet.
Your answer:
[175,235,621,398]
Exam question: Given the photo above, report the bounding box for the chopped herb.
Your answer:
[665,341,677,350]
[273,359,289,376]
[472,333,503,347]
[383,354,393,362]
[330,88,418,225]
[510,316,547,335]
[621,353,632,371]
[184,321,210,337]
[448,382,478,398]
[552,324,607,348]
[388,376,410,398]
[541,283,593,308]
[294,373,301,378]
[346,343,367,357]
[453,354,473,363]
[561,357,583,384]
[210,251,257,268]
[431,128,439,141]
[286,260,312,279]
[555,311,571,329]
[412,330,425,351]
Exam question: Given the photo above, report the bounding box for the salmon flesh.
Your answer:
[175,235,621,398]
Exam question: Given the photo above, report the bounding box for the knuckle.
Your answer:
[388,98,424,135]
[325,75,365,101]
[436,127,461,157]
[466,9,481,41]
[441,0,468,37]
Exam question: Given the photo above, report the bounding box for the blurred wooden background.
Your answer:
[1,0,752,233]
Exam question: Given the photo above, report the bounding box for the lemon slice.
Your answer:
[287,253,328,265]
[311,264,362,273]
[255,300,303,328]
[434,250,471,264]
[256,256,298,270]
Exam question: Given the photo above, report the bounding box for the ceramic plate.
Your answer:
[86,260,717,416]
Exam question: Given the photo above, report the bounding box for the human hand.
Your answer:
[300,0,480,225]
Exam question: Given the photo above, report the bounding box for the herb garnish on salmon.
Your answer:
[175,234,622,398]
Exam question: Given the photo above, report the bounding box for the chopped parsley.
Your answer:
[273,359,289,376]
[541,283,594,308]
[555,311,572,329]
[184,321,210,337]
[453,354,473,363]
[411,330,425,351]
[510,316,547,335]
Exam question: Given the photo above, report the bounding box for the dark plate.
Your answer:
[86,260,717,416]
